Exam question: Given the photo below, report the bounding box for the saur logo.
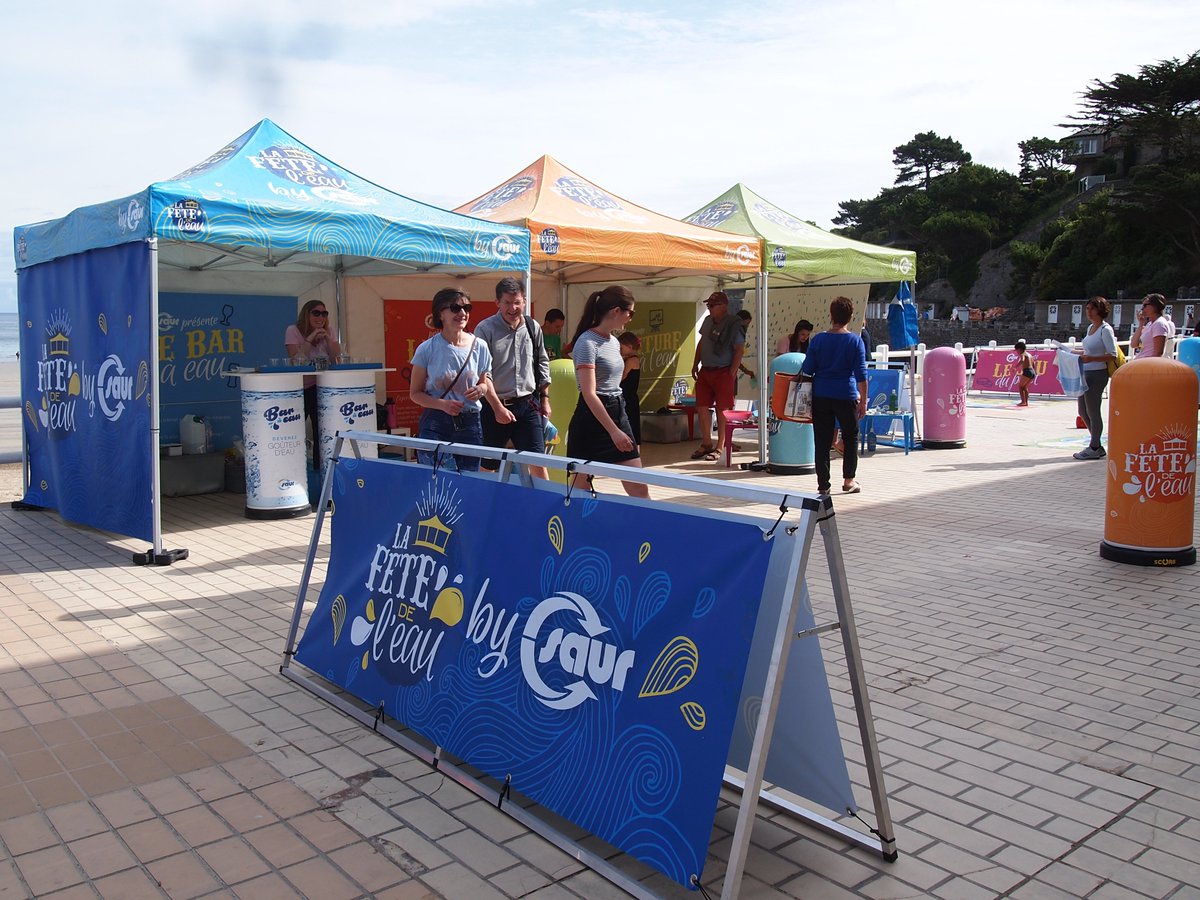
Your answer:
[891,256,913,276]
[469,176,535,214]
[685,201,737,229]
[117,199,144,234]
[96,355,135,422]
[520,592,635,710]
[553,177,620,210]
[475,234,522,261]
[538,227,560,255]
[166,199,206,236]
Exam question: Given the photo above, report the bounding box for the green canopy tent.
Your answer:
[685,184,918,454]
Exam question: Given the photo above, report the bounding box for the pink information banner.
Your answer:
[972,348,1065,395]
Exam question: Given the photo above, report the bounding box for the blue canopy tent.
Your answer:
[14,119,530,563]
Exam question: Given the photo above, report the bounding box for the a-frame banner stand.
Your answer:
[280,431,896,897]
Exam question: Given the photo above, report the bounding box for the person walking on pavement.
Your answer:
[474,276,553,479]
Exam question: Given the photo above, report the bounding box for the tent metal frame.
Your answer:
[279,431,896,898]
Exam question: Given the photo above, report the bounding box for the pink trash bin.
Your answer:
[923,346,967,448]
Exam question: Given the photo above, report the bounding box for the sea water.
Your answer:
[0,311,18,362]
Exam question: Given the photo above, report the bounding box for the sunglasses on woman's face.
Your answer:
[311,310,329,318]
[446,303,472,314]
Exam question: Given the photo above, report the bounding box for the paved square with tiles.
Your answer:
[1,392,1197,898]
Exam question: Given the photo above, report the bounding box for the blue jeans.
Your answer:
[417,409,483,472]
[481,396,544,470]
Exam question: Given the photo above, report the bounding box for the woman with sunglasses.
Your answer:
[285,300,342,470]
[565,286,649,498]
[409,289,513,472]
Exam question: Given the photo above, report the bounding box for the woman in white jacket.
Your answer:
[1073,296,1118,460]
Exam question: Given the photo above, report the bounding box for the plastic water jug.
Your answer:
[180,415,209,455]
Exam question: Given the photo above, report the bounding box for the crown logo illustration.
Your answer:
[414,514,452,554]
[46,309,72,356]
[413,481,464,555]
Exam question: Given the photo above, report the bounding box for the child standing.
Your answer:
[1015,340,1035,407]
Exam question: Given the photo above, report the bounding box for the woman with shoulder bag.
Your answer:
[1073,296,1118,461]
[409,288,513,472]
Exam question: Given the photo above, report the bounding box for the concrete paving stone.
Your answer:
[329,793,399,839]
[1132,845,1200,886]
[15,845,85,896]
[776,838,878,890]
[195,836,272,885]
[777,871,865,900]
[501,832,585,882]
[1008,878,1087,900]
[287,810,360,853]
[891,785,987,828]
[0,810,59,855]
[327,841,412,894]
[390,797,468,842]
[280,855,366,900]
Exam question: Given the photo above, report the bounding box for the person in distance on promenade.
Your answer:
[1130,293,1175,358]
[1014,340,1035,407]
[793,297,867,495]
[1072,296,1118,460]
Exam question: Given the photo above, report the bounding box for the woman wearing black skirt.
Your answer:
[566,286,649,499]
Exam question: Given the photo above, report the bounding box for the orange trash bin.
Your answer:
[1101,358,1197,566]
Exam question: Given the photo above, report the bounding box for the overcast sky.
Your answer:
[2,1,1196,310]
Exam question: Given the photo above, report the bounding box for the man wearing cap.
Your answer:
[689,291,746,461]
[475,277,552,478]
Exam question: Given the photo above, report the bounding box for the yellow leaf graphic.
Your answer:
[547,515,564,554]
[680,701,706,731]
[639,636,699,698]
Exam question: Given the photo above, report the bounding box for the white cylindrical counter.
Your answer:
[239,371,310,519]
[316,366,382,471]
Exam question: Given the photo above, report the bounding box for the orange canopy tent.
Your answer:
[455,155,761,282]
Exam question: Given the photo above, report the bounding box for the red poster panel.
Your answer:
[383,299,438,432]
[973,347,1064,395]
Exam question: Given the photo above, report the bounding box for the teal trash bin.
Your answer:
[1176,336,1200,407]
[768,352,815,474]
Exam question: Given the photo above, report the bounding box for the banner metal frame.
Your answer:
[279,430,895,898]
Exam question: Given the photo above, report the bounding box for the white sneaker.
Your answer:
[1073,447,1103,460]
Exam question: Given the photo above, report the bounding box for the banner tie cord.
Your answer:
[764,496,791,538]
[372,702,386,732]
[846,807,890,843]
[564,463,578,505]
[584,469,597,500]
[496,774,512,810]
[689,875,714,898]
[432,444,445,476]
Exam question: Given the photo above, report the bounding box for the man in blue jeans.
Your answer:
[475,277,553,478]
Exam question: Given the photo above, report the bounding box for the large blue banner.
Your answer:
[295,458,774,888]
[18,243,154,541]
[158,292,296,451]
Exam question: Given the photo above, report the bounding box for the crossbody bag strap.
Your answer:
[439,336,477,399]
